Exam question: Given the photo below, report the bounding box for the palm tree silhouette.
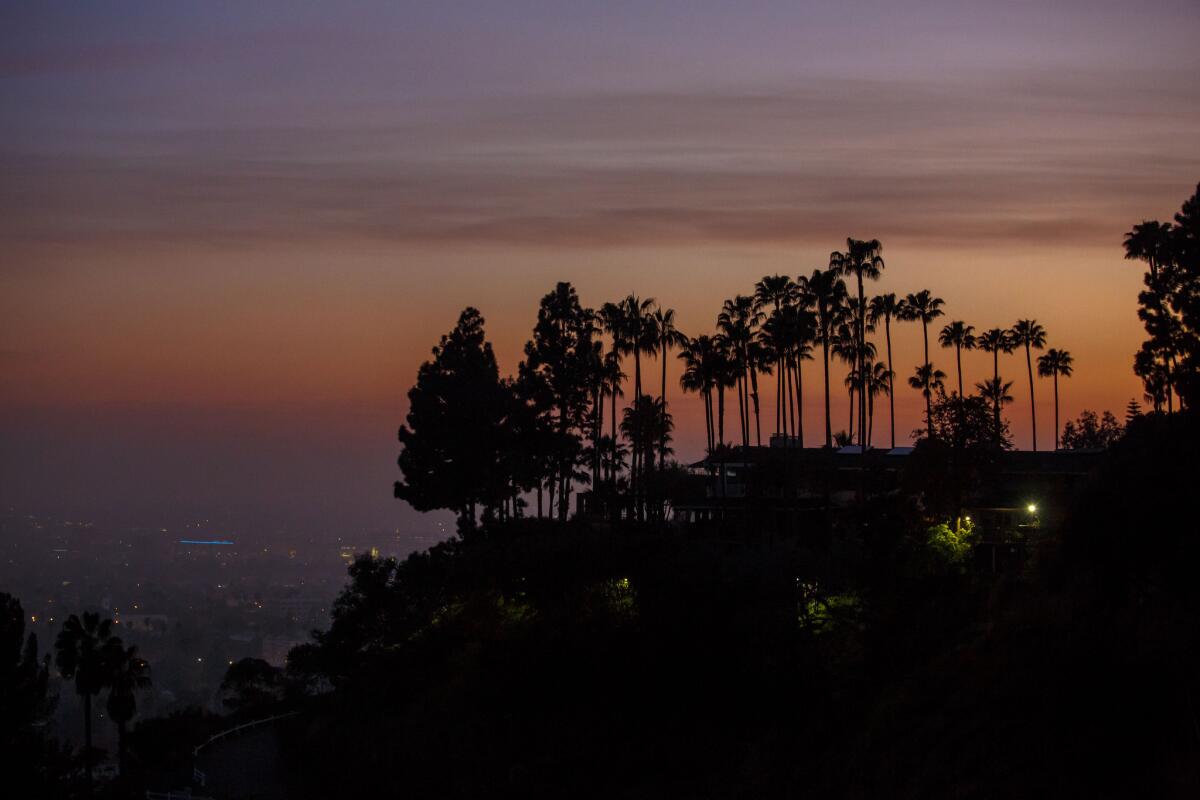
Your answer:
[1124,220,1177,413]
[806,269,849,448]
[621,295,658,403]
[1037,348,1074,450]
[717,295,762,449]
[868,293,906,448]
[754,275,799,439]
[902,290,945,436]
[1011,319,1047,450]
[55,612,120,794]
[830,238,885,448]
[105,642,151,777]
[679,335,717,453]
[909,363,946,438]
[653,307,688,469]
[599,302,629,486]
[977,328,1014,433]
[938,321,976,397]
[864,360,893,448]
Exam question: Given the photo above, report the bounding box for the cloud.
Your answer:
[2,73,1198,253]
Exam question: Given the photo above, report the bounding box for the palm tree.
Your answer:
[598,350,625,485]
[755,275,799,438]
[653,306,688,469]
[717,295,762,449]
[902,290,945,438]
[622,295,659,403]
[56,612,120,794]
[679,335,718,453]
[1011,319,1047,451]
[938,321,976,397]
[830,238,885,448]
[599,302,629,486]
[105,642,151,777]
[1037,348,1074,450]
[868,293,906,448]
[864,360,893,448]
[902,290,945,370]
[805,268,849,448]
[909,363,946,438]
[977,328,1014,433]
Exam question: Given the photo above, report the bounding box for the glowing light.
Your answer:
[1026,504,1038,514]
[179,539,233,545]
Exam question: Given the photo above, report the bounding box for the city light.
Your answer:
[1026,504,1038,514]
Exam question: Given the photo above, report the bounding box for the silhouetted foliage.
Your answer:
[1060,409,1124,449]
[396,307,509,527]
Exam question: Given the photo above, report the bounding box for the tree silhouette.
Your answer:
[717,295,762,449]
[806,269,849,448]
[830,238,885,449]
[1011,319,1048,451]
[55,612,120,794]
[396,307,508,527]
[221,657,284,713]
[863,360,893,448]
[653,307,688,472]
[519,284,599,520]
[1060,409,1123,449]
[104,642,150,777]
[977,328,1014,435]
[938,321,976,398]
[1,593,53,769]
[680,335,719,453]
[869,293,907,448]
[755,275,799,440]
[902,290,946,438]
[1038,348,1074,450]
[908,363,946,438]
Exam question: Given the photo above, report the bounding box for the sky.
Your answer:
[2,1,1198,543]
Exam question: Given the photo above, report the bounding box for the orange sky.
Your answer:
[1,0,1197,535]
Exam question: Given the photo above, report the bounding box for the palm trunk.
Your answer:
[956,343,963,397]
[858,277,866,450]
[1026,343,1037,452]
[749,365,762,446]
[1053,372,1060,450]
[660,343,668,473]
[992,349,1001,434]
[886,316,895,448]
[794,354,804,448]
[718,384,726,446]
[847,383,855,440]
[822,338,832,448]
[610,379,618,487]
[705,389,714,452]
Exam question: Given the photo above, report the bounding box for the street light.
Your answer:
[1026,503,1037,514]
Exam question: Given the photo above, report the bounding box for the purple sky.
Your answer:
[2,1,1198,545]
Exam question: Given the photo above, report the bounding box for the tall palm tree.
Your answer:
[653,306,688,469]
[805,268,849,448]
[717,295,762,449]
[977,328,1014,433]
[830,238,885,448]
[1037,348,1074,450]
[621,295,659,402]
[1011,319,1048,451]
[868,293,906,448]
[599,302,629,486]
[908,363,946,438]
[56,612,120,794]
[938,321,976,397]
[902,290,945,438]
[902,290,945,371]
[679,336,716,453]
[755,275,799,438]
[105,642,151,777]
